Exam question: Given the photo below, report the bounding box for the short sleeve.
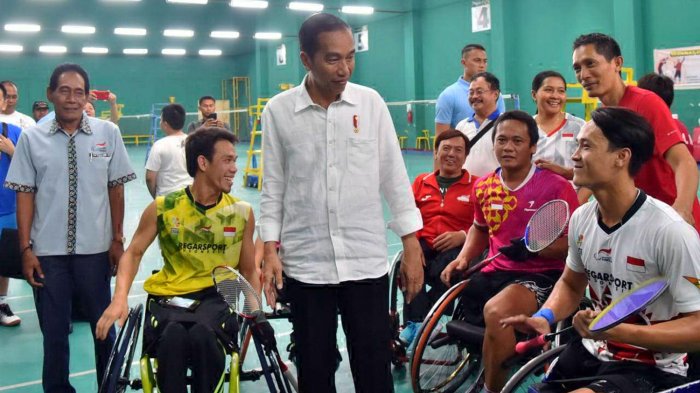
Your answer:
[637,94,683,156]
[655,221,700,313]
[4,131,37,192]
[107,125,136,187]
[472,181,486,226]
[144,141,162,171]
[435,90,453,125]
[565,209,585,273]
[496,94,506,113]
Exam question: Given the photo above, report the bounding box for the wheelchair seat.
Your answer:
[445,320,485,347]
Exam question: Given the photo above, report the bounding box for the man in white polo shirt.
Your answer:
[0,80,36,130]
[260,12,424,393]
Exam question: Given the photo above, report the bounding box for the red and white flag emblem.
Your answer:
[626,256,646,273]
[223,227,236,237]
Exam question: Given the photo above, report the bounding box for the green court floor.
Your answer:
[0,145,434,392]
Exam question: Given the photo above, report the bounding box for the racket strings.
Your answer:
[525,200,570,252]
[213,267,262,316]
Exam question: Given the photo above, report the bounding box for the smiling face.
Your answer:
[533,76,566,117]
[571,120,624,190]
[301,28,355,102]
[47,71,87,126]
[435,136,468,177]
[572,44,623,99]
[199,139,238,194]
[468,76,499,117]
[494,119,536,172]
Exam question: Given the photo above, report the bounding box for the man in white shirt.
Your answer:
[503,107,700,393]
[145,104,192,198]
[455,72,502,178]
[0,81,36,130]
[260,13,424,393]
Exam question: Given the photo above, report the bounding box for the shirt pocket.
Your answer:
[346,138,378,175]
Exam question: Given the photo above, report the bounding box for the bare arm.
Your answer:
[665,143,699,225]
[108,184,125,274]
[145,170,158,199]
[440,224,489,285]
[96,202,158,339]
[108,92,120,125]
[238,210,261,297]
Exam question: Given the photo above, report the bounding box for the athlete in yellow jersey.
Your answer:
[96,127,258,392]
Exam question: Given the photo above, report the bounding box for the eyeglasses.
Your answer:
[468,89,493,97]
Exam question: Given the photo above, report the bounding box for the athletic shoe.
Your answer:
[0,303,21,326]
[399,321,420,347]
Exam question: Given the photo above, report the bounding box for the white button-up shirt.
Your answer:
[260,77,422,284]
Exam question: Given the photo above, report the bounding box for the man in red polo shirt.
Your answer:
[572,33,700,230]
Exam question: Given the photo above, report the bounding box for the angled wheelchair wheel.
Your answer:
[410,280,482,393]
[501,344,567,393]
[388,250,408,367]
[99,304,144,393]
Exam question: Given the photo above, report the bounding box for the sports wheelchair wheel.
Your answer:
[410,280,482,393]
[99,304,143,393]
[501,343,567,393]
[388,250,408,367]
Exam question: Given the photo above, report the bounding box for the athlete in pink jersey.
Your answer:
[442,110,579,392]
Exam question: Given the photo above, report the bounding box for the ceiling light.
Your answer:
[61,25,96,34]
[0,44,23,53]
[288,2,323,11]
[4,24,41,33]
[210,30,240,39]
[163,29,194,37]
[114,27,147,36]
[82,47,109,54]
[39,45,68,54]
[123,48,148,55]
[199,49,222,56]
[230,0,268,9]
[162,48,186,55]
[166,0,208,4]
[254,32,282,40]
[341,5,374,14]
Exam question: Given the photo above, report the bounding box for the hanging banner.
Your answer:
[654,45,700,89]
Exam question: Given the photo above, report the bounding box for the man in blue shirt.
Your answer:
[0,83,22,327]
[435,44,506,135]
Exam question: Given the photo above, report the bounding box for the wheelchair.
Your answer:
[99,298,297,393]
[408,276,584,393]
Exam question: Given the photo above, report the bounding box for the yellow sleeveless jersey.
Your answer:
[144,188,251,296]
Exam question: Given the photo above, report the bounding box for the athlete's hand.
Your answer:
[262,243,284,309]
[535,159,573,180]
[433,231,466,252]
[500,314,552,336]
[96,299,128,340]
[572,308,608,340]
[440,256,467,286]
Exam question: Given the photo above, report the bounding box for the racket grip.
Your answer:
[515,334,546,355]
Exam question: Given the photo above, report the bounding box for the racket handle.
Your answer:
[515,334,546,355]
[461,252,501,277]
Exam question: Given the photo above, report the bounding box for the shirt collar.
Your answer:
[457,76,470,86]
[49,115,92,136]
[467,109,501,128]
[294,74,357,112]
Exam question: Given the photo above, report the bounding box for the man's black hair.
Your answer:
[572,33,622,61]
[198,95,216,106]
[185,127,238,177]
[637,73,675,108]
[48,64,90,93]
[491,110,539,147]
[470,71,500,92]
[461,43,486,57]
[161,104,186,131]
[299,13,351,59]
[590,107,654,176]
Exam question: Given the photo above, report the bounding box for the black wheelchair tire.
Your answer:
[99,304,144,393]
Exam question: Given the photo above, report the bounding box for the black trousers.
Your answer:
[286,275,393,393]
[35,253,115,393]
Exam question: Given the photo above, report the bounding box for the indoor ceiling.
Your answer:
[0,0,458,57]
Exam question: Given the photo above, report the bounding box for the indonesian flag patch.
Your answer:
[626,256,646,273]
[223,227,236,237]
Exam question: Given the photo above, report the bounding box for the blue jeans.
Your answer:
[34,253,115,393]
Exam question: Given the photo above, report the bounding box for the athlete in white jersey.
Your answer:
[503,107,700,393]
